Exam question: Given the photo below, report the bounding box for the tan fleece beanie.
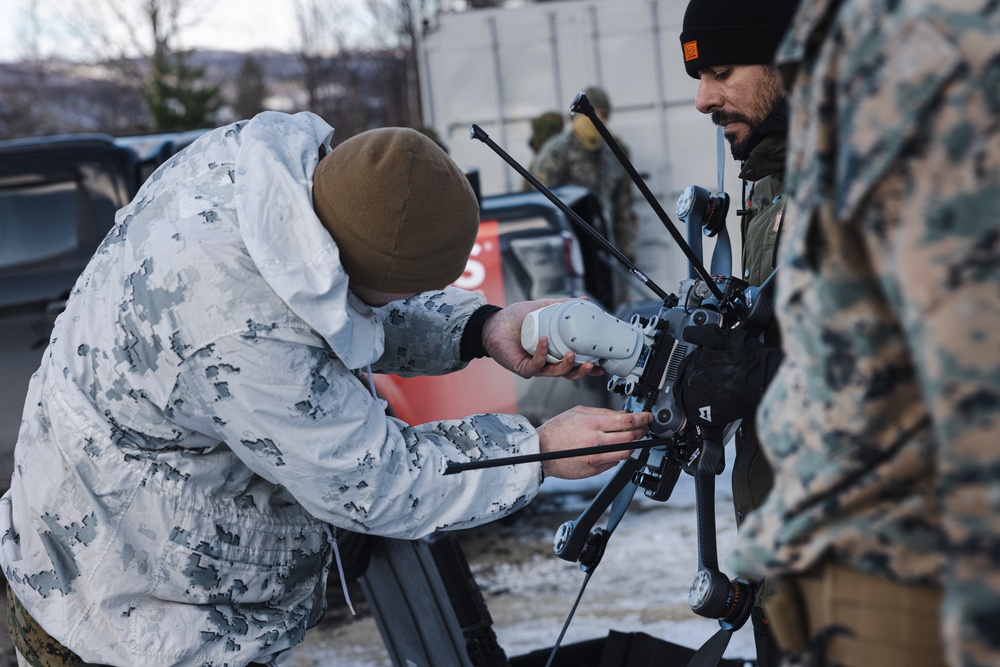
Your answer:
[312,127,479,293]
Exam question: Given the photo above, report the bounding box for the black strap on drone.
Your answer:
[711,125,734,278]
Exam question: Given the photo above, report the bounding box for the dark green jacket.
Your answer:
[740,133,787,290]
[733,132,786,526]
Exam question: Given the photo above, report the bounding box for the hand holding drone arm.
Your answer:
[462,94,779,658]
[481,298,604,380]
[537,406,652,480]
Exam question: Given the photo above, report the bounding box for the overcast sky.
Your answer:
[0,0,318,63]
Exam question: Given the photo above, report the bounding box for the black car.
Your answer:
[0,135,140,488]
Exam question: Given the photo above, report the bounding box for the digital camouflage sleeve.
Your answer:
[729,0,1000,664]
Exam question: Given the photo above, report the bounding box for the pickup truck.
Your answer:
[0,130,618,497]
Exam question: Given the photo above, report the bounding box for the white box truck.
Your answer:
[414,0,744,293]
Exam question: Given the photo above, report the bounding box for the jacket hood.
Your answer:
[233,111,384,370]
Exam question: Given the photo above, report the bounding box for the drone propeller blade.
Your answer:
[686,627,733,667]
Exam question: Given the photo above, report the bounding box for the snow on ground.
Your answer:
[286,463,759,666]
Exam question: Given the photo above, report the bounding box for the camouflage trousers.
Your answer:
[6,584,273,666]
[764,560,945,667]
[6,583,110,667]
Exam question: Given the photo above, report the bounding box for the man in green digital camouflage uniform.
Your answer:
[528,111,565,158]
[727,0,1000,665]
[530,86,637,305]
[522,111,564,190]
[679,1,800,664]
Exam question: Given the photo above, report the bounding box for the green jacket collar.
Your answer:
[739,133,787,182]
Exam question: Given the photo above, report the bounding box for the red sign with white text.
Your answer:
[373,221,519,423]
[452,221,505,302]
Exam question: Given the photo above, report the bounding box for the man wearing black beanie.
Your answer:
[676,2,800,666]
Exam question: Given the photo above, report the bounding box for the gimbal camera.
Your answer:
[447,90,776,666]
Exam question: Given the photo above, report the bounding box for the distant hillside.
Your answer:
[0,48,411,141]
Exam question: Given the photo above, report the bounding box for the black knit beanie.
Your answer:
[679,0,800,78]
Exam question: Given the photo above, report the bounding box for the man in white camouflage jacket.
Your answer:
[0,112,650,667]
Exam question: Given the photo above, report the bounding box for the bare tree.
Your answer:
[64,1,208,60]
[293,0,382,136]
[362,0,493,129]
[0,0,143,138]
[0,0,50,137]
[50,0,222,131]
[294,0,338,119]
[364,0,424,126]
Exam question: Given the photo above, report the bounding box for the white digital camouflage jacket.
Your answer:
[0,111,542,666]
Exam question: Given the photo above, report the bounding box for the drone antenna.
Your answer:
[570,92,728,306]
[469,124,669,301]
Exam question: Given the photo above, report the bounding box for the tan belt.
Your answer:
[764,559,945,667]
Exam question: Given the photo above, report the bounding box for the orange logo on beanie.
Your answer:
[683,40,699,62]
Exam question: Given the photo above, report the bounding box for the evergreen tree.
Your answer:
[146,49,221,131]
[234,55,269,121]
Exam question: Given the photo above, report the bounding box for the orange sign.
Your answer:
[452,221,505,304]
[373,220,518,424]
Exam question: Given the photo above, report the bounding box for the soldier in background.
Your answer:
[522,111,564,190]
[527,110,564,161]
[728,1,1000,665]
[530,86,638,304]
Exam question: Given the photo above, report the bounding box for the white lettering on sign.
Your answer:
[454,242,486,291]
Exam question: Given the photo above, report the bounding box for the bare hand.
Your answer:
[537,406,652,480]
[482,299,604,380]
